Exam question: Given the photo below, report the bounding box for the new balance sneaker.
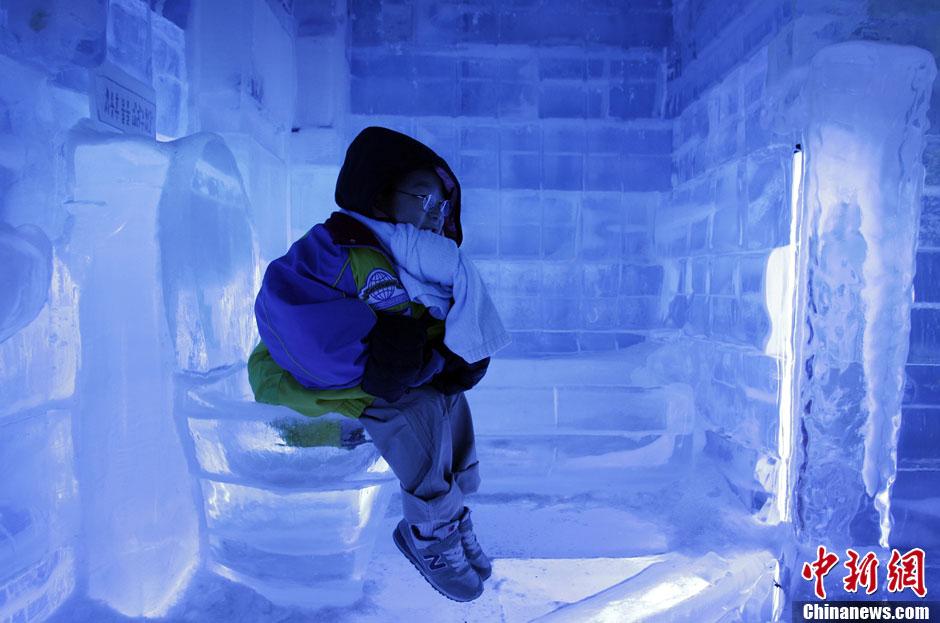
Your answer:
[456,506,492,581]
[393,519,484,602]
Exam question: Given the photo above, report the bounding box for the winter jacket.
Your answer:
[248,126,485,424]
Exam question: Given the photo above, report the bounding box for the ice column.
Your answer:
[794,42,936,547]
[64,133,200,617]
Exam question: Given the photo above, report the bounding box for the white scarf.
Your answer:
[340,209,511,364]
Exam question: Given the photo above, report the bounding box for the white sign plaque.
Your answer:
[92,65,156,138]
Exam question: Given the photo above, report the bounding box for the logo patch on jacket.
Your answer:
[358,268,410,311]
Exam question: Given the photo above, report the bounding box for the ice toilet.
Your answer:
[65,129,395,614]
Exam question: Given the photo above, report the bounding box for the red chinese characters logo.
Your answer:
[843,549,879,595]
[802,546,840,599]
[887,548,927,598]
[801,546,928,599]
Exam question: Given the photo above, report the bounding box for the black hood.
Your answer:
[334,126,463,247]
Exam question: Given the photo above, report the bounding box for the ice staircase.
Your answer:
[468,352,698,491]
[464,352,696,569]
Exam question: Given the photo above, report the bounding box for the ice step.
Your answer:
[354,500,671,623]
[184,415,693,493]
[474,431,695,485]
[181,359,694,438]
[467,383,694,436]
[532,549,778,622]
[479,353,658,388]
[492,556,666,623]
[357,549,666,623]
[448,494,670,559]
[466,357,696,447]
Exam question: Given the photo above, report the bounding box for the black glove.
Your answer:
[430,340,490,396]
[361,312,427,403]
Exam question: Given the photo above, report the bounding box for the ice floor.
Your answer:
[45,351,783,623]
[48,462,779,622]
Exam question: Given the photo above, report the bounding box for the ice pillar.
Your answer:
[794,42,935,547]
[64,135,200,617]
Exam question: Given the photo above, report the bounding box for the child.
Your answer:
[248,126,491,602]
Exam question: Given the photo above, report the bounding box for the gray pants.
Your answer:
[359,385,481,538]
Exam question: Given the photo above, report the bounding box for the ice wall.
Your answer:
[187,0,295,265]
[97,0,189,140]
[0,229,79,623]
[4,0,940,619]
[291,0,674,357]
[660,0,940,604]
[0,1,106,72]
[652,0,800,523]
[0,3,232,614]
[794,42,935,548]
[152,10,189,139]
[1,6,105,621]
[290,1,353,241]
[860,3,940,588]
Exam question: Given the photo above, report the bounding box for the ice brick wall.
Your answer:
[308,0,676,356]
[658,0,798,517]
[288,1,349,243]
[862,3,940,582]
[769,3,940,588]
[900,144,940,539]
[0,4,104,621]
[100,0,190,139]
[663,0,940,582]
[0,3,227,620]
[152,9,188,139]
[188,0,296,264]
[794,43,934,558]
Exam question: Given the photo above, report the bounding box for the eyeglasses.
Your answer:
[392,189,451,219]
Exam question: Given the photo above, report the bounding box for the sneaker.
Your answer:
[456,506,492,581]
[393,519,484,602]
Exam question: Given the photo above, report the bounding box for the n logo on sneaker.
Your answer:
[423,553,446,570]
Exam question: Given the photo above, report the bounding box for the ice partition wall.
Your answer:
[659,37,938,600]
[786,42,936,587]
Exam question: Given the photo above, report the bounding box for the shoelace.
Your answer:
[437,534,471,570]
[460,523,483,558]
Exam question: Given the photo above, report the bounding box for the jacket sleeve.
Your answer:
[426,322,490,395]
[254,225,378,390]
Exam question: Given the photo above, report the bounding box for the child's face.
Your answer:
[380,169,448,234]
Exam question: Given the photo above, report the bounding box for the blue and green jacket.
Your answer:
[248,126,475,440]
[248,210,448,421]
